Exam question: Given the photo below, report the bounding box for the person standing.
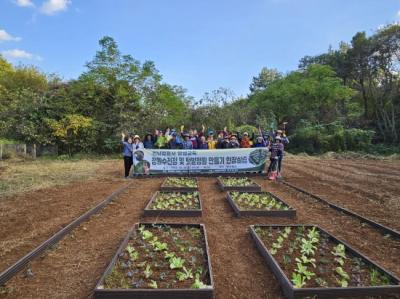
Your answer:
[182,133,194,149]
[267,136,284,180]
[198,136,209,149]
[155,130,167,148]
[240,132,252,148]
[207,130,217,150]
[143,133,155,149]
[132,135,144,150]
[228,134,240,148]
[275,129,289,175]
[168,133,182,149]
[121,133,133,178]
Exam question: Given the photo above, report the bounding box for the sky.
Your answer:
[0,0,399,99]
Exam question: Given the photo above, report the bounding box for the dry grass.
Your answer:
[0,159,117,199]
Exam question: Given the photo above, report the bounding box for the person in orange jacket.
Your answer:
[240,132,252,148]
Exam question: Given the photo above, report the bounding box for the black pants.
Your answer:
[124,156,133,177]
[278,156,283,172]
[268,158,278,173]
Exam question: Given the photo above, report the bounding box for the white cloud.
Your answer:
[40,0,71,15]
[1,49,42,61]
[0,29,21,42]
[15,0,34,7]
[397,10,400,17]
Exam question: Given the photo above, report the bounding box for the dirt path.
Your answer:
[1,174,400,299]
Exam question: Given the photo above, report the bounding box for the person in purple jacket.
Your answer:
[121,133,133,178]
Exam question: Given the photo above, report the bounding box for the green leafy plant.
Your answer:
[148,280,158,289]
[150,192,201,211]
[191,273,208,289]
[126,245,139,261]
[176,266,193,281]
[230,192,291,211]
[144,264,153,279]
[142,230,153,240]
[331,244,346,266]
[164,177,197,188]
[169,256,185,269]
[370,269,391,286]
[153,241,168,251]
[164,251,175,260]
[220,177,255,187]
[300,238,316,256]
[295,256,316,268]
[335,267,350,287]
[292,273,307,288]
[316,277,328,287]
[295,263,315,280]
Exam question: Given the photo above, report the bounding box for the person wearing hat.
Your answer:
[168,132,182,149]
[121,133,133,178]
[275,129,289,144]
[132,135,144,150]
[228,134,240,148]
[274,129,288,176]
[240,132,252,148]
[253,136,268,147]
[216,127,229,149]
[182,133,193,149]
[218,134,230,149]
[267,136,284,180]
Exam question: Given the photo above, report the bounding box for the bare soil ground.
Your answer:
[0,157,399,299]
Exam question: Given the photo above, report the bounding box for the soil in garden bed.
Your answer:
[254,225,397,289]
[162,177,198,189]
[229,191,292,211]
[2,163,400,299]
[102,224,211,290]
[148,192,201,211]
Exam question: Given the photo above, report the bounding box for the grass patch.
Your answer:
[0,159,115,199]
[0,139,18,145]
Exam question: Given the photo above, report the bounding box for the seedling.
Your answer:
[144,264,153,279]
[169,256,185,269]
[148,280,158,289]
[176,267,193,281]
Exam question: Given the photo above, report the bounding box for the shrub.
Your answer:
[289,122,374,154]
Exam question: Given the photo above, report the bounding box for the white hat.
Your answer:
[133,135,140,140]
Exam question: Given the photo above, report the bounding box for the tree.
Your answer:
[249,67,282,94]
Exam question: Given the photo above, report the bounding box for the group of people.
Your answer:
[121,126,289,179]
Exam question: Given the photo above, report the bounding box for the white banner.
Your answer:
[132,148,268,174]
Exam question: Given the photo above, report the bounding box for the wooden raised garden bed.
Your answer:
[160,177,199,192]
[144,191,202,217]
[217,176,261,192]
[250,224,400,299]
[94,223,214,299]
[226,191,296,218]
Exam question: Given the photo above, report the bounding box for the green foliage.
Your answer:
[169,256,185,269]
[2,24,400,154]
[289,121,374,154]
[191,273,208,289]
[233,125,259,135]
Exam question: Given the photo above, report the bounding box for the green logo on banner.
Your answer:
[249,149,267,165]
